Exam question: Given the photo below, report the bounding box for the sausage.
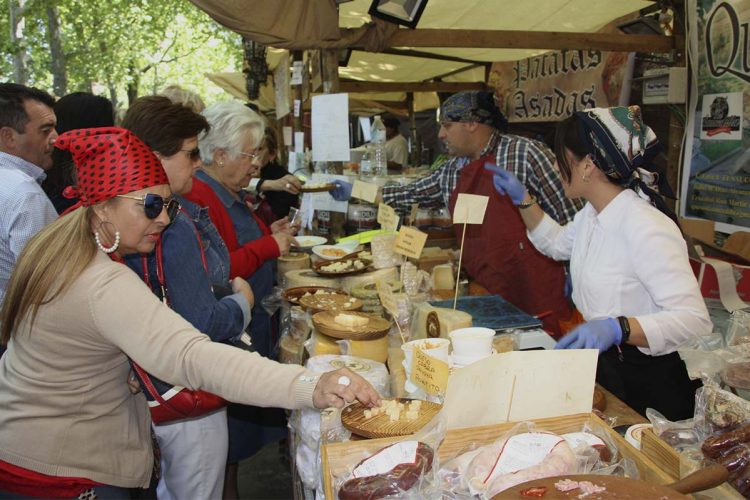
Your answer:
[719,444,750,477]
[733,467,750,497]
[702,424,750,459]
[338,442,434,500]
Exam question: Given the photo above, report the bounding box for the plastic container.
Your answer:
[449,327,495,366]
[370,115,387,177]
[346,201,377,235]
[359,146,372,179]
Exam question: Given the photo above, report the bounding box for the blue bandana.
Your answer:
[440,91,508,132]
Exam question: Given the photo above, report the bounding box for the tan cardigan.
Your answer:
[0,251,316,487]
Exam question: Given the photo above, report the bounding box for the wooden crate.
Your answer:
[640,428,743,499]
[321,412,674,499]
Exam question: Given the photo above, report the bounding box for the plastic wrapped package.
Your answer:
[727,310,750,347]
[261,285,285,316]
[370,234,401,269]
[645,408,700,451]
[305,355,390,397]
[332,414,446,500]
[695,380,750,436]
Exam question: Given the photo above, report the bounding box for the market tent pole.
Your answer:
[406,92,419,168]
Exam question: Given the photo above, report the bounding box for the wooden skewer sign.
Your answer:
[451,194,489,309]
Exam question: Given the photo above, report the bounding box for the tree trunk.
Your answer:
[46,2,67,96]
[126,61,139,106]
[9,0,29,85]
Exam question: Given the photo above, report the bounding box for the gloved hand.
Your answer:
[554,318,622,352]
[484,162,527,205]
[330,180,353,201]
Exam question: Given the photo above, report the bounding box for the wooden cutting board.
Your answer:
[312,311,390,340]
[341,398,441,439]
[491,474,689,499]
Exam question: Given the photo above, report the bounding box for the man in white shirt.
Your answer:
[383,116,409,170]
[0,83,59,307]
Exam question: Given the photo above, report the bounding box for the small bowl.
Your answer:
[294,236,327,249]
[313,244,351,261]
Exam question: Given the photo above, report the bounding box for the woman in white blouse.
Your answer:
[486,106,711,420]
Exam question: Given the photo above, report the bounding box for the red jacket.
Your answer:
[184,177,279,279]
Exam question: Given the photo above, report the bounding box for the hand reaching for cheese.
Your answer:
[313,368,381,409]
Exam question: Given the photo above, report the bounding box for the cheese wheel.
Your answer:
[412,303,473,340]
[340,266,398,292]
[308,330,341,356]
[277,252,310,285]
[338,335,389,363]
[350,280,401,300]
[285,269,342,289]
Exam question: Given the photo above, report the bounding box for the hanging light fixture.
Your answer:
[242,37,268,100]
[368,0,429,29]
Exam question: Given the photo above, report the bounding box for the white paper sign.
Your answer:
[309,173,348,213]
[273,53,290,119]
[282,126,293,147]
[359,116,372,142]
[291,60,304,85]
[311,93,350,162]
[352,441,418,478]
[293,99,301,117]
[453,193,489,224]
[443,350,598,429]
[294,132,305,153]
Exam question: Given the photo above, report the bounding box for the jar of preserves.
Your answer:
[346,201,377,234]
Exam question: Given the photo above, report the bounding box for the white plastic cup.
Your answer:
[449,327,495,366]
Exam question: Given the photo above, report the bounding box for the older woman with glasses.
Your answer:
[0,127,379,499]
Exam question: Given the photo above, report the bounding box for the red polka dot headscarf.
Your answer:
[55,126,169,206]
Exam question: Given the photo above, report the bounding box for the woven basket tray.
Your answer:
[312,311,390,340]
[341,398,442,438]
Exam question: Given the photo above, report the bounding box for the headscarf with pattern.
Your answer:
[440,91,508,132]
[55,127,169,207]
[574,105,677,224]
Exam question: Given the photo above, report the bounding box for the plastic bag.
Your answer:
[694,379,750,437]
[261,285,285,316]
[332,414,446,500]
[646,408,700,451]
[727,310,750,347]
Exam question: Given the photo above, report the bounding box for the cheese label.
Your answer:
[351,180,379,203]
[352,441,418,478]
[412,348,449,396]
[393,226,428,259]
[425,311,442,338]
[376,279,398,317]
[453,193,489,224]
[377,203,399,232]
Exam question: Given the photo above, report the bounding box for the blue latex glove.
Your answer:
[554,318,622,352]
[484,162,527,205]
[330,180,353,201]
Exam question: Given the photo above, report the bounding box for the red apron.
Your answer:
[449,156,571,337]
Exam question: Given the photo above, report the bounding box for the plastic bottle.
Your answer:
[359,146,373,179]
[370,115,387,177]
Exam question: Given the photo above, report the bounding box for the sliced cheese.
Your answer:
[431,263,455,290]
[412,303,472,340]
[309,330,341,356]
[334,313,370,328]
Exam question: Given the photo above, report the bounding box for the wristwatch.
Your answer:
[518,194,537,209]
[617,316,631,345]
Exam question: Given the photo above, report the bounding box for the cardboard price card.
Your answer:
[453,193,489,224]
[412,348,449,396]
[351,180,379,203]
[377,203,399,232]
[376,279,397,317]
[393,226,428,259]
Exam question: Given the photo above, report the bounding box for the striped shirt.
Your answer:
[0,152,58,304]
[382,130,583,224]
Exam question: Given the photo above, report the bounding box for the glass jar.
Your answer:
[431,206,452,228]
[315,210,331,236]
[346,201,377,235]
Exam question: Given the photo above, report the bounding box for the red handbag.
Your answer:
[132,212,227,424]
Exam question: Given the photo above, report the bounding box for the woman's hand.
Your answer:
[272,231,296,255]
[484,163,527,205]
[555,318,622,352]
[270,216,299,236]
[263,175,302,195]
[231,277,255,309]
[312,368,381,409]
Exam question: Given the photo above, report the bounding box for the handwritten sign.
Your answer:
[393,226,427,259]
[453,193,489,224]
[412,348,449,396]
[376,280,397,317]
[351,180,379,203]
[377,203,399,232]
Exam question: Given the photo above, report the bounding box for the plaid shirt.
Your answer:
[382,130,583,225]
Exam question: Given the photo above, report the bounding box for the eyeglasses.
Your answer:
[116,193,181,220]
[238,151,262,162]
[180,147,201,161]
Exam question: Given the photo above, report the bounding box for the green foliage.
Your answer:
[1,0,243,108]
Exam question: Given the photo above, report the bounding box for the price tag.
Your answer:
[293,99,301,117]
[393,226,427,259]
[291,60,304,85]
[376,280,397,317]
[452,193,489,224]
[351,180,379,203]
[412,348,449,396]
[377,203,399,232]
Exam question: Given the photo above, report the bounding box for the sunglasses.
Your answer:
[180,147,201,161]
[116,193,181,220]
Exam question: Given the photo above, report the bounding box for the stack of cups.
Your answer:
[449,327,495,367]
[401,338,450,401]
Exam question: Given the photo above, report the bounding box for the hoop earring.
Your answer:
[582,174,590,183]
[94,221,120,254]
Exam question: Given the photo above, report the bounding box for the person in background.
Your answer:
[0,83,58,308]
[182,101,299,499]
[253,126,300,225]
[0,126,379,498]
[383,116,409,170]
[487,106,711,420]
[42,92,115,213]
[160,84,206,113]
[122,95,252,500]
[332,91,581,336]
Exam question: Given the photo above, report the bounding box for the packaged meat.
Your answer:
[698,384,750,432]
[725,361,750,390]
[702,423,750,459]
[338,441,434,500]
[718,444,750,477]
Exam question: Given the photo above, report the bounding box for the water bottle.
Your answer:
[359,146,373,179]
[371,115,387,177]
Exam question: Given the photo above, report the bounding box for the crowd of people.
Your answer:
[0,81,711,499]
